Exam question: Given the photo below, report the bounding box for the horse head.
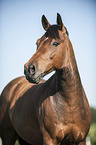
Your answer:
[24,13,69,83]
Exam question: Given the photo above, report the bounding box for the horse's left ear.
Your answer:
[57,13,66,32]
[42,15,50,31]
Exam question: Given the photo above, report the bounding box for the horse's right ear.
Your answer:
[57,13,66,33]
[42,15,50,31]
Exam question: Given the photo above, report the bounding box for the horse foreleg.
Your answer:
[1,129,17,145]
[78,139,86,145]
[2,136,16,145]
[41,127,58,145]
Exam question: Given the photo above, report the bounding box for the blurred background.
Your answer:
[0,0,96,144]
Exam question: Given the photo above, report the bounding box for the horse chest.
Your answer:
[39,95,85,144]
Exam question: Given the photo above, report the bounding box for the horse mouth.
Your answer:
[25,67,54,84]
[25,73,44,84]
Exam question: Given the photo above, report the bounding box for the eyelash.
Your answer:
[36,42,38,50]
[52,41,59,47]
[36,42,38,46]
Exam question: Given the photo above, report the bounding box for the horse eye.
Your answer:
[52,41,59,47]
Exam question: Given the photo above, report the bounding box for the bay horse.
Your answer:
[0,13,91,145]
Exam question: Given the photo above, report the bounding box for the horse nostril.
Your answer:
[28,65,35,75]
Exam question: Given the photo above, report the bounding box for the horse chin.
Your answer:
[27,77,39,84]
[26,73,43,84]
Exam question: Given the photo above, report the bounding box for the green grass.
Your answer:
[15,141,19,145]
[88,123,96,145]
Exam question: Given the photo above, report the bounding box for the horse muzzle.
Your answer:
[24,64,43,84]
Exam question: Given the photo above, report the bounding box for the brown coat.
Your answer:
[0,13,91,145]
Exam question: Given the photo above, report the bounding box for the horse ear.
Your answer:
[42,15,50,31]
[57,13,66,32]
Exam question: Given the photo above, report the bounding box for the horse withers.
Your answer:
[0,13,91,145]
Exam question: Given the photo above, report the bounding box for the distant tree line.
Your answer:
[88,107,96,145]
[91,107,96,124]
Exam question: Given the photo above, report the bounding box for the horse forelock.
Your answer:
[45,25,60,39]
[45,25,69,39]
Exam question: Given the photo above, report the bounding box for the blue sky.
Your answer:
[0,0,96,108]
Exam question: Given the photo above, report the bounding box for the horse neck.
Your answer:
[56,37,83,104]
